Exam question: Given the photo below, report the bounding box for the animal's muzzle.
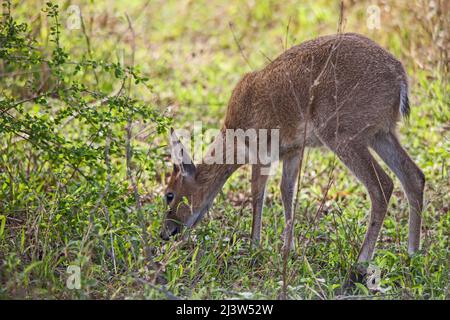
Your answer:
[160,221,181,240]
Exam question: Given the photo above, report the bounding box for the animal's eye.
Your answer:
[165,192,174,204]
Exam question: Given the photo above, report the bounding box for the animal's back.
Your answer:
[225,33,409,148]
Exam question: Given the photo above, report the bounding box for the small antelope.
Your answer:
[160,33,425,267]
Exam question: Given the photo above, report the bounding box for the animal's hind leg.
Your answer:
[324,141,393,263]
[371,131,425,254]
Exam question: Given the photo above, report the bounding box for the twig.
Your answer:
[124,14,153,264]
[280,2,346,299]
[229,22,253,71]
[80,10,99,85]
[284,16,292,51]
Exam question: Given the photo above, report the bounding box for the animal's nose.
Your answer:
[160,230,169,240]
[160,223,180,240]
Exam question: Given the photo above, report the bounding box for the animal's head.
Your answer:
[160,130,204,240]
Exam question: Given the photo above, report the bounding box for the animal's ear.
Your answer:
[169,128,196,177]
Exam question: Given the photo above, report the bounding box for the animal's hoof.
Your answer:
[250,239,261,251]
[408,248,424,257]
[281,229,295,252]
[344,263,368,289]
[281,240,295,253]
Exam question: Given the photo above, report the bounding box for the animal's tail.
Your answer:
[399,81,410,119]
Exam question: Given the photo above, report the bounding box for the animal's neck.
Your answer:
[194,131,242,214]
[196,162,239,192]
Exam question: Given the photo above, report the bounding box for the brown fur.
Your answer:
[161,33,425,263]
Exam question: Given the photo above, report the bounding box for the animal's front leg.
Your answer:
[251,164,270,246]
[280,152,302,251]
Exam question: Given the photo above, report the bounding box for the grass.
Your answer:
[0,0,448,299]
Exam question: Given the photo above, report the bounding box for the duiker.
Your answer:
[160,33,425,267]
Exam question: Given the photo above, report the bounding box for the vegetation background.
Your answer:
[0,0,448,299]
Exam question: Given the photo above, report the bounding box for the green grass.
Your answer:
[0,0,448,299]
